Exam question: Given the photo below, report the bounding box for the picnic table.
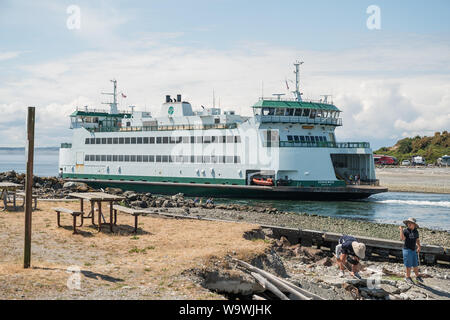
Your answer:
[0,182,22,211]
[68,192,125,232]
[16,192,38,210]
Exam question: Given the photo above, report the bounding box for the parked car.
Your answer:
[412,155,426,165]
[401,160,411,166]
[437,155,450,166]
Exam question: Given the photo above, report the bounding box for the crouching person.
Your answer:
[335,235,366,279]
[399,217,422,284]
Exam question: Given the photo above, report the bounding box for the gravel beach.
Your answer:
[158,205,450,248]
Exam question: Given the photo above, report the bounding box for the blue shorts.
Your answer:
[402,248,418,268]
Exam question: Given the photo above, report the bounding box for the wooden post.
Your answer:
[24,107,35,268]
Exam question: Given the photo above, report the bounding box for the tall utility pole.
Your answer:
[24,107,35,268]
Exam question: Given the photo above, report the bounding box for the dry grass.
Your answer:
[0,201,270,299]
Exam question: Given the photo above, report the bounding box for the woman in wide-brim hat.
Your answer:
[403,217,419,228]
[399,217,422,284]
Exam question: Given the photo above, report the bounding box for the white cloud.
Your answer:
[0,51,22,61]
[1,36,450,148]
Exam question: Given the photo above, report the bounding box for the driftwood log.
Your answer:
[234,259,325,300]
[250,272,289,300]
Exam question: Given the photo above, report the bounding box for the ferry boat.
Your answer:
[59,61,387,200]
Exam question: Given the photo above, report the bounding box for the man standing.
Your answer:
[399,217,422,284]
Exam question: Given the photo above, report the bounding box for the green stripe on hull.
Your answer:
[284,180,346,187]
[63,173,345,189]
[63,173,246,185]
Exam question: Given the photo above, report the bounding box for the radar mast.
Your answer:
[293,61,304,101]
[101,79,118,114]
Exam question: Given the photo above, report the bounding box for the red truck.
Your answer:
[374,155,398,165]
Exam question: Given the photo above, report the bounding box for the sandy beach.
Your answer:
[376,167,450,194]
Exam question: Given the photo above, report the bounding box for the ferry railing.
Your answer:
[75,107,132,114]
[256,115,342,126]
[258,97,335,105]
[275,141,371,148]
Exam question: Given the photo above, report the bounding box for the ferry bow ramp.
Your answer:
[59,62,387,200]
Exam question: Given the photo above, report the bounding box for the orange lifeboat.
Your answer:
[252,177,274,186]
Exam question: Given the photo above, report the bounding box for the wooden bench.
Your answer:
[52,207,83,234]
[112,205,146,233]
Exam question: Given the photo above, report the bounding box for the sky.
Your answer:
[0,0,449,149]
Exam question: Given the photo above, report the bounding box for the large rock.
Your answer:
[297,247,323,261]
[359,287,389,298]
[277,236,291,248]
[63,181,89,192]
[316,257,333,267]
[397,283,412,293]
[407,291,427,300]
[162,200,173,208]
[130,200,147,208]
[105,187,123,195]
[320,276,363,288]
[123,191,139,201]
[379,284,400,295]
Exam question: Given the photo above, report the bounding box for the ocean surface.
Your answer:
[0,148,59,177]
[1,148,449,231]
[217,192,450,232]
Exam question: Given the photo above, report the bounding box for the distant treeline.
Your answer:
[374,131,450,163]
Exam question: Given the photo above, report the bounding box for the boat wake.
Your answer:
[374,199,450,208]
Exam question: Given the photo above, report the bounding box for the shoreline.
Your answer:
[180,205,450,247]
[381,184,450,194]
[1,170,449,237]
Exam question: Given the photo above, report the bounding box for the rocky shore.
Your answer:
[270,236,450,300]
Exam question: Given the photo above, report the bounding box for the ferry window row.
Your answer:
[85,135,241,145]
[286,135,327,143]
[84,154,241,164]
[255,108,340,118]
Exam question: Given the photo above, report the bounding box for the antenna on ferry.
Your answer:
[293,60,304,101]
[272,93,285,101]
[101,79,118,114]
[321,95,333,104]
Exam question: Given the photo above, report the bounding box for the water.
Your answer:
[215,192,450,232]
[0,148,59,177]
[0,148,448,231]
